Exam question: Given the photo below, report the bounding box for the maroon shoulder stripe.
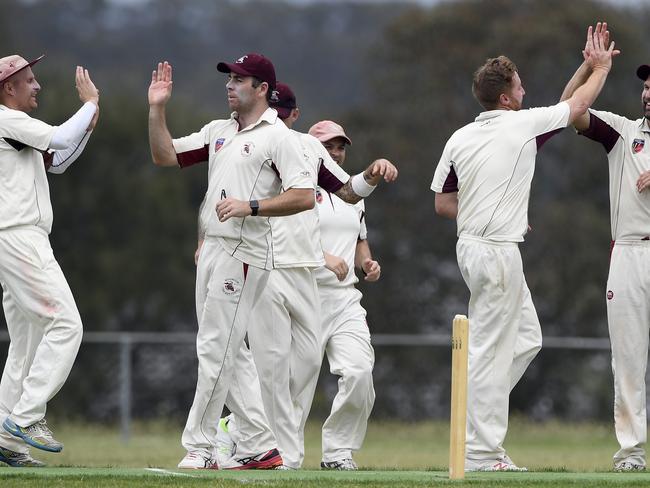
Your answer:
[177,145,209,168]
[580,113,621,153]
[318,160,345,193]
[442,165,458,193]
[536,128,564,150]
[42,151,54,170]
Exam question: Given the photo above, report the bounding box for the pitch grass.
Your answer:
[1,418,647,487]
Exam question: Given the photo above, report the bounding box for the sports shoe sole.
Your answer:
[224,448,283,470]
[2,419,62,453]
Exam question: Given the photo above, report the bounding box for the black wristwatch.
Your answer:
[249,200,259,216]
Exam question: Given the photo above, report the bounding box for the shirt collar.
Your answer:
[475,109,507,122]
[232,107,279,132]
[639,117,650,133]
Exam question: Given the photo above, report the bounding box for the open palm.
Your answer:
[148,61,173,106]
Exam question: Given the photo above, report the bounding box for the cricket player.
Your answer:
[217,83,397,470]
[306,119,382,471]
[148,54,314,470]
[431,23,616,471]
[0,54,99,467]
[561,24,647,472]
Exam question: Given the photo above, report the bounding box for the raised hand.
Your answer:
[149,61,173,106]
[75,66,99,106]
[362,158,399,185]
[584,22,620,72]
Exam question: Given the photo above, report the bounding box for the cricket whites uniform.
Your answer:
[307,189,376,464]
[580,110,650,468]
[174,108,313,458]
[244,132,350,468]
[0,105,85,453]
[431,102,570,464]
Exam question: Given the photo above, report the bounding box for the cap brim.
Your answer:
[216,62,252,77]
[28,54,45,68]
[318,133,352,145]
[637,65,650,81]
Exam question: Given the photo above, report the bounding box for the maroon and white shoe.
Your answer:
[221,448,283,470]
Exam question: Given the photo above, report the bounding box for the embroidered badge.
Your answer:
[241,142,255,157]
[215,138,225,152]
[316,189,323,204]
[223,278,241,295]
[607,290,614,300]
[632,138,645,153]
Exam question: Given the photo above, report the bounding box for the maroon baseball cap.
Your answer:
[269,82,296,119]
[0,54,44,83]
[217,53,276,90]
[637,64,650,81]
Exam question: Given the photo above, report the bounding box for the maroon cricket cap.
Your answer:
[637,64,650,81]
[269,82,296,119]
[217,53,276,90]
[0,54,44,83]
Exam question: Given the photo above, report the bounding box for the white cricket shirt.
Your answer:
[314,190,367,288]
[580,110,650,241]
[431,102,570,242]
[267,131,350,268]
[0,105,56,233]
[174,108,314,270]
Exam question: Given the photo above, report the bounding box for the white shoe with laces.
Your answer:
[614,461,646,472]
[177,451,218,469]
[465,454,527,472]
[321,458,358,470]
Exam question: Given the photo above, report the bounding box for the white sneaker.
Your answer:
[177,451,218,469]
[216,415,236,466]
[614,461,646,472]
[465,455,527,472]
[321,458,358,470]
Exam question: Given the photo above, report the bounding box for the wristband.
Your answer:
[351,173,376,198]
[249,200,259,216]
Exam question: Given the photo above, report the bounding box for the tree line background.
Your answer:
[1,0,649,423]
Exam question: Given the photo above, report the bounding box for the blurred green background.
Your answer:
[1,0,648,425]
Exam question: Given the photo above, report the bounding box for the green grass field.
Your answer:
[1,418,649,487]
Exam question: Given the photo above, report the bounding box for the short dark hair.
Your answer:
[251,77,273,102]
[472,56,518,110]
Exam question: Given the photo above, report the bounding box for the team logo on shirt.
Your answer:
[241,142,255,157]
[223,278,241,295]
[632,138,645,153]
[215,138,225,152]
[315,189,323,204]
[607,290,614,300]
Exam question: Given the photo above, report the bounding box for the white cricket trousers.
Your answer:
[607,241,650,467]
[246,267,321,468]
[456,236,542,462]
[182,238,275,457]
[306,284,375,463]
[0,227,83,453]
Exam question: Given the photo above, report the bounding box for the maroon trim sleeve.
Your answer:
[176,145,209,168]
[317,159,346,193]
[536,128,564,150]
[579,113,621,154]
[442,165,458,193]
[41,151,54,170]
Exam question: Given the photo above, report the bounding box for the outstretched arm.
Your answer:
[562,22,620,129]
[148,61,178,167]
[335,158,398,204]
